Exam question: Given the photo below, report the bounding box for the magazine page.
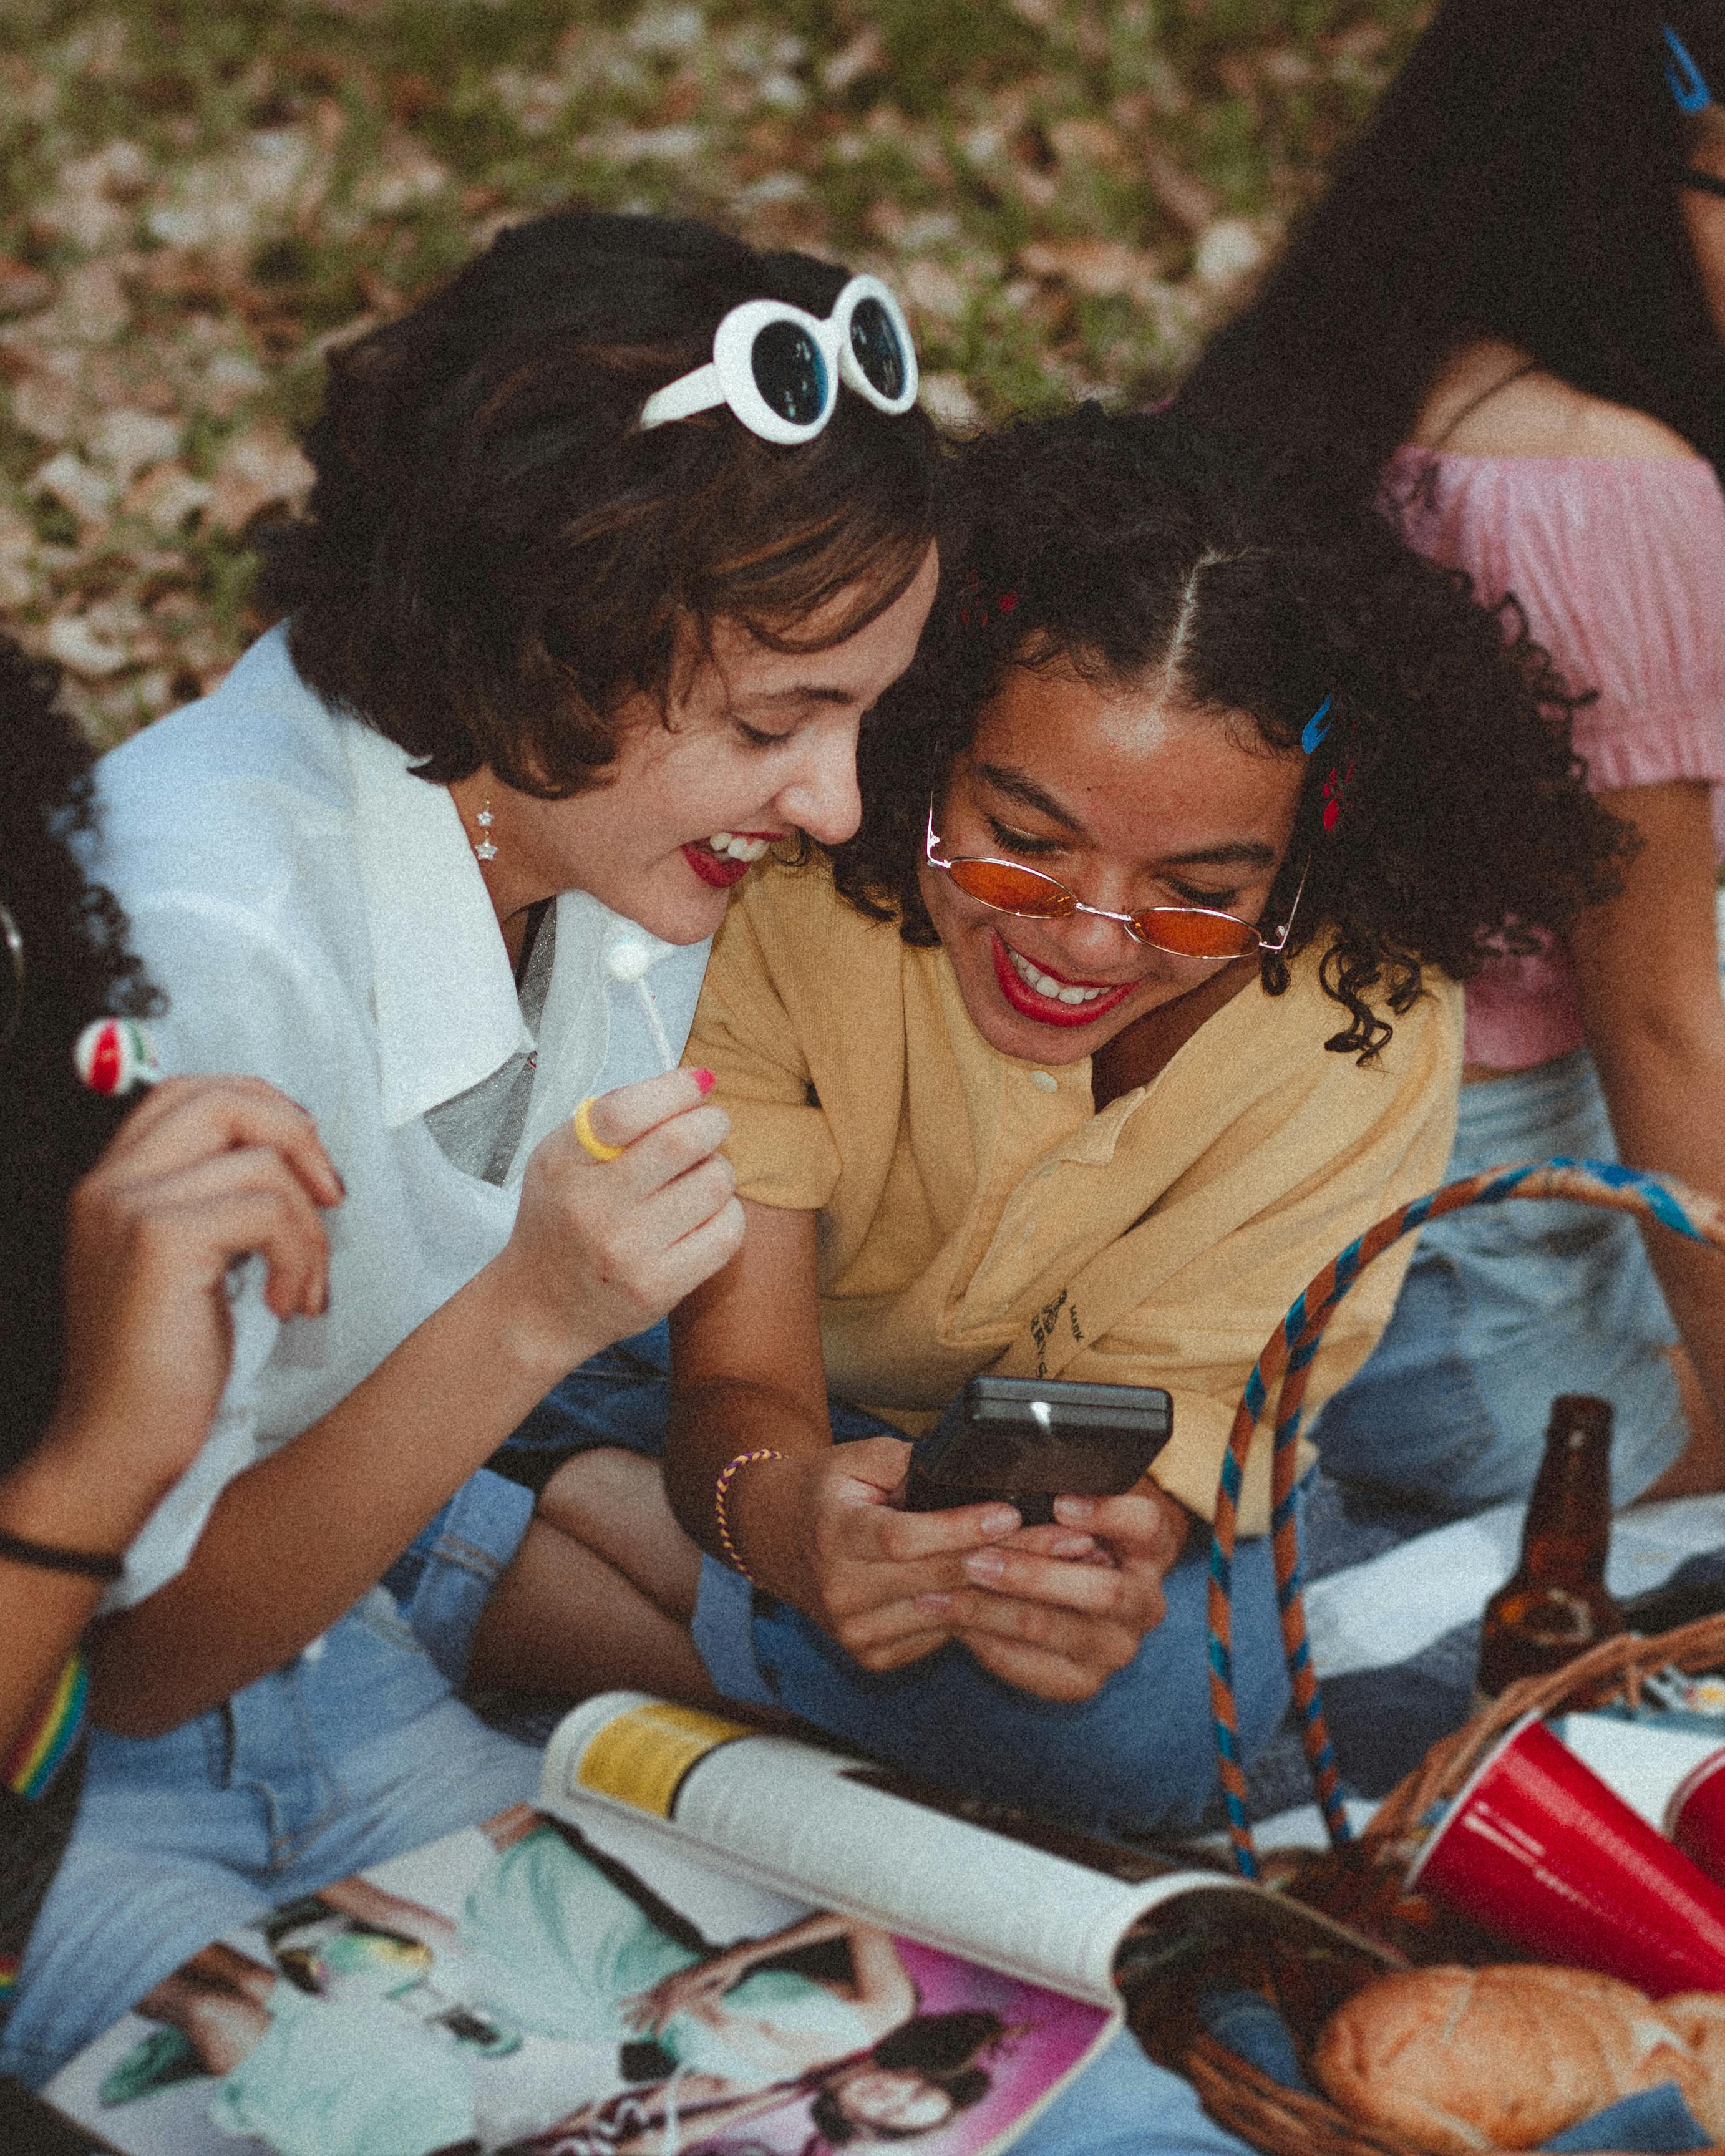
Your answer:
[542,1693,1256,2008]
[42,1797,1114,2156]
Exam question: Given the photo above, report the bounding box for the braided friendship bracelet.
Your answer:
[713,1449,785,1588]
[0,1525,125,1581]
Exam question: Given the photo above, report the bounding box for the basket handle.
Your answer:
[1207,1157,1725,1879]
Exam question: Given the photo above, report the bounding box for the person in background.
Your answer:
[0,633,340,2047]
[1178,0,1725,1517]
[0,207,940,2090]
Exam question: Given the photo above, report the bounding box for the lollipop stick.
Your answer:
[635,980,677,1073]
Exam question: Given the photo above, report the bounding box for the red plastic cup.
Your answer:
[1666,1746,1725,1888]
[1405,1712,1725,1996]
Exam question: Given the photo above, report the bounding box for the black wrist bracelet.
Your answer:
[0,1526,124,1581]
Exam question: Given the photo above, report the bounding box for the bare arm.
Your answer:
[666,1200,1012,1670]
[626,1913,916,2044]
[3,1079,336,1760]
[665,1200,1183,1698]
[89,1071,742,1736]
[1568,780,1725,1465]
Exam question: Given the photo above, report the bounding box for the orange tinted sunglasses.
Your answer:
[925,804,1308,962]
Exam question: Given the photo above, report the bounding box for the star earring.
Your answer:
[472,793,497,863]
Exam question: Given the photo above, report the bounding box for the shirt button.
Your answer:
[1029,1070,1058,1092]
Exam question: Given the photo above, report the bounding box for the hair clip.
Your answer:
[1300,695,1334,755]
[958,581,1019,631]
[1321,756,1358,834]
[1664,24,1713,114]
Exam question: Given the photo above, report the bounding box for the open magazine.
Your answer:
[36,1692,1394,2156]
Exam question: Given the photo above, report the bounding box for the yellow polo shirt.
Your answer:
[689,860,1462,1535]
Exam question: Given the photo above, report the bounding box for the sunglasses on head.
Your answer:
[639,275,920,445]
[923,802,1308,963]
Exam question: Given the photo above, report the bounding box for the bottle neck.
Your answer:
[1519,1424,1612,1585]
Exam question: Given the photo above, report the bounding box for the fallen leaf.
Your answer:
[1192,216,1268,289]
[0,258,54,318]
[34,449,115,530]
[207,424,314,533]
[1018,238,1164,303]
[90,407,182,485]
[902,258,969,324]
[919,372,984,431]
[58,260,131,344]
[124,464,213,530]
[46,611,130,677]
[1048,118,1124,166]
[10,371,79,444]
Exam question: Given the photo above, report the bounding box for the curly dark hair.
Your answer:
[1177,0,1725,504]
[829,407,1630,1058]
[0,635,158,1471]
[807,2009,1004,2145]
[261,208,940,797]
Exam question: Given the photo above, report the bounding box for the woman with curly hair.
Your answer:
[530,405,1625,1838]
[1177,0,1725,1515]
[0,634,339,2046]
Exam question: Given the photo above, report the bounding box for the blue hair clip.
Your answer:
[1664,24,1713,115]
[1300,696,1333,756]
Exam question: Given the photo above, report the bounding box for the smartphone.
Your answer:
[902,1376,1173,1528]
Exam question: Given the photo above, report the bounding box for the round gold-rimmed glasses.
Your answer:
[924,804,1307,963]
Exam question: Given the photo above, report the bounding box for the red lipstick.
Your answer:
[989,931,1136,1029]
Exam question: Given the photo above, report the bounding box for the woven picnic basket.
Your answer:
[1160,1157,1725,2156]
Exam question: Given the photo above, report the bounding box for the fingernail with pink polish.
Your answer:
[691,1068,716,1095]
[979,1507,1019,1537]
[964,1549,1005,1581]
[1051,1534,1094,1559]
[1054,1496,1095,1522]
[916,1591,951,1614]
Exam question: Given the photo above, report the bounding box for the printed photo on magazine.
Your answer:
[34,1692,1384,2156]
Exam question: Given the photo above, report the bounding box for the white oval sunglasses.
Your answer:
[638,274,920,445]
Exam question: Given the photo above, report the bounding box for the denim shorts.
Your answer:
[1311,1047,1687,1515]
[511,1323,1292,1842]
[0,1472,539,2088]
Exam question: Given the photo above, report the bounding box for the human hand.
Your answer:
[928,1484,1190,1702]
[495,1070,744,1376]
[621,1951,747,2035]
[47,1076,341,1508]
[733,1440,1026,1672]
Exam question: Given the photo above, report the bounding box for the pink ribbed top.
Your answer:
[1386,447,1725,1069]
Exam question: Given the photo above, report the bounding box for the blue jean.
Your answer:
[505,1324,1292,1842]
[0,1472,540,2089]
[1312,1048,1688,1514]
[1019,2027,1257,2156]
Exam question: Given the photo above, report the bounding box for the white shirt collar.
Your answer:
[339,719,531,1129]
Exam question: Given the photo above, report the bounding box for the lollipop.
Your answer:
[74,1016,162,1097]
[603,929,678,1072]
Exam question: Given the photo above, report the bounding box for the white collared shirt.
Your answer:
[90,627,710,1607]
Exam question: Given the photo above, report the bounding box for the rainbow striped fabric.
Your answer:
[4,1655,87,1806]
[0,1655,87,2006]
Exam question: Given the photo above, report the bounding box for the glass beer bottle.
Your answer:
[1475,1394,1626,1700]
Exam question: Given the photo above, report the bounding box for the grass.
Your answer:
[0,0,1429,739]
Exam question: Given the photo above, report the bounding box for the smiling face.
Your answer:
[830,2065,956,2135]
[451,544,938,945]
[918,659,1306,1066]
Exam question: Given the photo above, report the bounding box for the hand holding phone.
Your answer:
[903,1376,1173,1527]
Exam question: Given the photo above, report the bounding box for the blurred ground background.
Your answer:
[0,0,1426,740]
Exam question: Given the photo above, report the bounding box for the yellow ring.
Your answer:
[573,1095,625,1162]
